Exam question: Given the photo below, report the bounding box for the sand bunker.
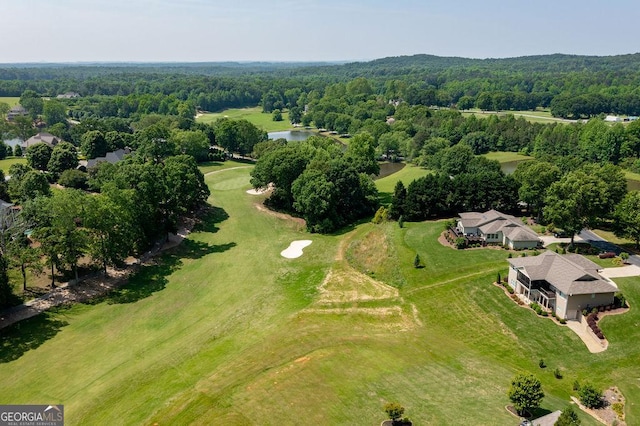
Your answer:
[281,240,312,259]
[246,188,268,195]
[246,183,274,195]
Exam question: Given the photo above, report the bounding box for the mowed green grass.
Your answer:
[0,157,27,173]
[483,151,534,164]
[0,97,20,107]
[1,164,637,424]
[375,163,432,193]
[196,106,293,132]
[461,109,574,124]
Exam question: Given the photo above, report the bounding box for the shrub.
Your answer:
[555,406,580,426]
[496,272,501,284]
[541,311,548,317]
[413,254,421,269]
[530,302,542,315]
[383,402,405,422]
[58,169,88,189]
[455,237,466,249]
[620,252,630,262]
[553,368,563,379]
[398,215,404,228]
[372,206,389,224]
[521,252,527,257]
[614,293,626,308]
[508,253,513,258]
[578,383,603,408]
[539,359,546,368]
[559,318,566,324]
[612,402,624,419]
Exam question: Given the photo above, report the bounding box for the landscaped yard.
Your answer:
[0,164,636,425]
[196,106,294,132]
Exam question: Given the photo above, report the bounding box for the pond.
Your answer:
[3,138,21,149]
[499,159,528,175]
[267,130,317,142]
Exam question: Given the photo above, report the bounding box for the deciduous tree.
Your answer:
[507,374,544,416]
[614,191,640,248]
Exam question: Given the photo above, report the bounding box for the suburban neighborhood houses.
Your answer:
[507,250,617,320]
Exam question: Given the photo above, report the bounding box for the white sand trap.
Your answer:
[246,183,274,195]
[281,240,312,259]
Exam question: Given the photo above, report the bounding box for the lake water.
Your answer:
[267,130,317,141]
[3,138,21,148]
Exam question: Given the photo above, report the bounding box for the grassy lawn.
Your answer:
[375,163,431,192]
[1,165,636,424]
[483,151,533,164]
[196,107,294,132]
[461,109,574,124]
[0,157,27,173]
[197,159,254,175]
[0,97,20,107]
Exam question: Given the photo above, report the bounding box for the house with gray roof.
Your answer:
[457,209,541,249]
[22,132,61,150]
[507,251,617,320]
[6,105,28,121]
[78,148,131,170]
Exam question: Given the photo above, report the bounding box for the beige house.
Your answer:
[507,251,617,320]
[457,209,541,249]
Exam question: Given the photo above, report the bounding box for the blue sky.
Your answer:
[1,0,638,62]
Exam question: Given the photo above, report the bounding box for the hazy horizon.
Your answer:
[2,0,639,63]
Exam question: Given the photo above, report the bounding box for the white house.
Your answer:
[507,251,617,320]
[457,210,541,249]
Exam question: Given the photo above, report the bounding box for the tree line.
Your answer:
[0,151,209,308]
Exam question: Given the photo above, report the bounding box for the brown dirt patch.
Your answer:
[254,203,305,227]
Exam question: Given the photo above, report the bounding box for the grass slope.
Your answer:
[1,164,637,425]
[196,107,293,132]
[0,157,27,173]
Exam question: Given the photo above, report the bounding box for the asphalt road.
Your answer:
[578,229,640,267]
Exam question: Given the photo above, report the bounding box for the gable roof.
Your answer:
[22,132,60,149]
[508,251,617,295]
[459,209,540,242]
[81,148,131,169]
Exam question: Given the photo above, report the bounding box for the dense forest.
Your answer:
[2,53,640,117]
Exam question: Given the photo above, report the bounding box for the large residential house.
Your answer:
[456,209,541,249]
[78,148,131,170]
[508,251,617,320]
[22,132,61,150]
[6,105,28,121]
